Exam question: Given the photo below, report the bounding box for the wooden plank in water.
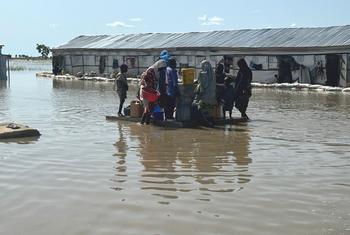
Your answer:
[106,115,141,122]
[0,123,41,139]
[106,115,247,128]
[106,116,190,128]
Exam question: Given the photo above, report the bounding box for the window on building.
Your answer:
[124,57,137,69]
[268,56,278,70]
[112,59,119,69]
[139,56,154,68]
[195,56,206,68]
[99,56,106,74]
[72,55,83,66]
[314,55,325,69]
[295,55,304,64]
[52,55,65,75]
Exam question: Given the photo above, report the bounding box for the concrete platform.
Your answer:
[0,123,41,139]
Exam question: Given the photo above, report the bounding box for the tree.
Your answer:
[36,44,51,58]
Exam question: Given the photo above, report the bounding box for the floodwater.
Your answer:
[1,71,350,235]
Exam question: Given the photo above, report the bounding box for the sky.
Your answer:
[1,0,350,56]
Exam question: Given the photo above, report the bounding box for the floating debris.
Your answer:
[0,122,40,139]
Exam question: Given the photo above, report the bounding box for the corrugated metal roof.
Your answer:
[54,25,350,51]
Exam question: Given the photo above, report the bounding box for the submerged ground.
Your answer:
[0,70,349,235]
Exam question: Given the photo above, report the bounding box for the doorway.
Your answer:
[99,56,106,74]
[326,54,340,86]
[277,57,292,83]
[52,55,64,75]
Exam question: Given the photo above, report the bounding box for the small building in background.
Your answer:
[0,44,10,81]
[52,25,350,87]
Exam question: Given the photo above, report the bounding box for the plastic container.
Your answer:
[212,104,223,119]
[130,100,143,118]
[123,105,131,116]
[141,87,160,102]
[182,68,195,85]
[153,112,164,121]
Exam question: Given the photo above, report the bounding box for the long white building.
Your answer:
[52,25,350,87]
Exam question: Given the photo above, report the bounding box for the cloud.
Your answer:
[129,18,143,22]
[290,23,297,27]
[197,14,207,21]
[106,21,133,27]
[49,23,59,28]
[198,15,224,26]
[203,16,224,26]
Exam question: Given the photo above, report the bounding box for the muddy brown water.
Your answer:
[1,71,350,235]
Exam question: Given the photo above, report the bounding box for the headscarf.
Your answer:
[141,68,156,89]
[159,50,170,64]
[199,60,214,87]
[237,58,250,73]
[150,59,167,81]
[168,57,176,69]
[215,63,225,85]
[120,64,128,73]
[235,58,252,92]
[196,60,216,105]
[151,60,167,71]
[215,63,224,75]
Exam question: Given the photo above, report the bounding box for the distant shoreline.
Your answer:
[10,57,51,61]
[9,58,52,71]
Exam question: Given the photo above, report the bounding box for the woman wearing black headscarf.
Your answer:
[234,58,252,119]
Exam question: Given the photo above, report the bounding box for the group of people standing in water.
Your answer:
[114,50,252,125]
[137,50,179,124]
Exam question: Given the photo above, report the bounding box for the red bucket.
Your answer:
[141,87,160,102]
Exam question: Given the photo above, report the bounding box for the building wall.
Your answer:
[52,49,349,86]
[348,54,350,86]
[0,55,8,80]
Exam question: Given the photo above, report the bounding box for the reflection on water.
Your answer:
[0,80,7,89]
[0,80,9,121]
[112,123,252,203]
[0,136,40,144]
[53,78,113,91]
[112,122,128,190]
[1,72,350,235]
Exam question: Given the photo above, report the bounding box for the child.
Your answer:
[115,64,128,116]
[222,77,235,119]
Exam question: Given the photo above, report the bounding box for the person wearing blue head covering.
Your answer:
[159,50,170,64]
[148,50,171,109]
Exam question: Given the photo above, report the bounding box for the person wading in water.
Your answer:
[115,64,128,116]
[234,58,252,119]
